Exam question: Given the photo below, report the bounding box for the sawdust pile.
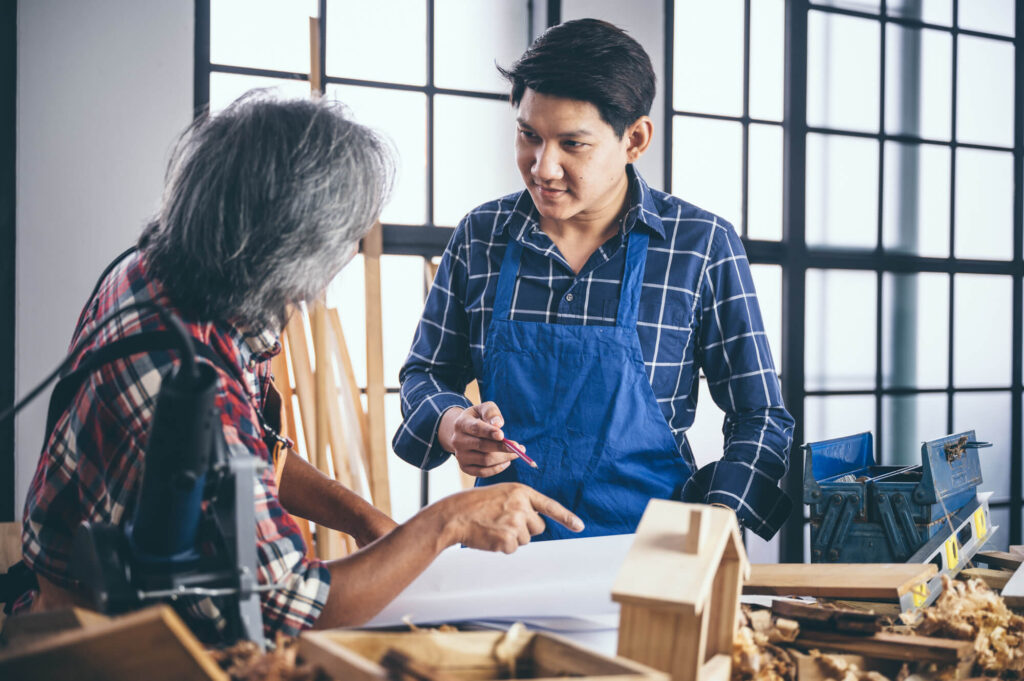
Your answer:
[209,636,327,681]
[732,607,797,681]
[900,576,1024,676]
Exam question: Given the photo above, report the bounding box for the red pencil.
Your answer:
[502,438,538,468]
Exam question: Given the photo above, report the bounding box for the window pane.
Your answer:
[806,269,877,390]
[956,36,1015,148]
[211,0,317,74]
[672,116,743,227]
[804,395,877,443]
[887,0,953,25]
[209,73,312,112]
[885,26,951,140]
[435,0,528,93]
[750,265,783,374]
[806,133,879,249]
[688,377,726,469]
[433,96,521,227]
[325,0,426,86]
[749,0,784,121]
[882,272,948,389]
[989,507,1010,552]
[814,0,881,13]
[327,255,367,387]
[958,0,1015,37]
[882,142,950,257]
[953,391,1011,503]
[747,124,783,241]
[954,148,1014,261]
[380,255,428,387]
[954,275,1012,388]
[328,85,427,225]
[882,394,948,466]
[673,0,744,117]
[807,11,880,133]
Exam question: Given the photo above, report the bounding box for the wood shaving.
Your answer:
[732,607,797,681]
[492,622,529,678]
[897,576,1024,676]
[209,635,326,681]
[401,616,458,633]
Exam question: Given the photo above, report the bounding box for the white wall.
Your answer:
[15,0,193,517]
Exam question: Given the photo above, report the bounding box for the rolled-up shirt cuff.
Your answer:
[680,460,792,541]
[393,391,473,470]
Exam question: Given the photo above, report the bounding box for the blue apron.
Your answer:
[477,228,692,540]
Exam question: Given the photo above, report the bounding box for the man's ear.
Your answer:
[625,116,654,163]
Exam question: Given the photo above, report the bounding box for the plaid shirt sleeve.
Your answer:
[217,393,331,637]
[392,223,474,469]
[680,221,794,539]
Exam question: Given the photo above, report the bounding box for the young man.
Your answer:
[16,94,582,639]
[394,19,794,541]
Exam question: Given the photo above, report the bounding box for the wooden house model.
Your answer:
[612,500,750,681]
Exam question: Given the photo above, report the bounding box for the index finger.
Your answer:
[526,489,585,533]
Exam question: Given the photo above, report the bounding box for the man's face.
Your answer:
[515,89,632,224]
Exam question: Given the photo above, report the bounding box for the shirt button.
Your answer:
[565,293,574,302]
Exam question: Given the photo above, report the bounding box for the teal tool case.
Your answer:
[803,430,989,563]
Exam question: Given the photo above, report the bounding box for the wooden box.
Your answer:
[299,629,669,681]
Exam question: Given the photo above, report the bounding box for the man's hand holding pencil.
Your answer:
[438,402,534,477]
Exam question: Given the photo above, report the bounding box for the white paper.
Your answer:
[366,533,635,628]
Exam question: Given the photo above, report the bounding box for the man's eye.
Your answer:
[563,140,585,149]
[518,129,538,140]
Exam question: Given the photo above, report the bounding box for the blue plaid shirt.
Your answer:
[394,166,794,539]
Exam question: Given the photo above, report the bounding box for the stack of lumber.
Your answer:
[732,574,1024,681]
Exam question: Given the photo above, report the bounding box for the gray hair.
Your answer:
[139,91,393,331]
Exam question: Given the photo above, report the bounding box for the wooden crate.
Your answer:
[299,629,668,681]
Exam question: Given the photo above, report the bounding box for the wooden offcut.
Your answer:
[612,501,749,681]
[298,629,667,681]
[363,221,392,515]
[1000,561,1024,608]
[0,605,227,681]
[743,563,937,601]
[792,631,973,664]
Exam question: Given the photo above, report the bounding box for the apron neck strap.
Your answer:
[616,228,649,328]
[493,237,524,320]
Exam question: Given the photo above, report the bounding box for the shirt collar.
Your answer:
[230,324,281,369]
[496,164,666,240]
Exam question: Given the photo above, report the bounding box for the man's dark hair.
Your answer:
[497,18,656,137]
[140,91,393,331]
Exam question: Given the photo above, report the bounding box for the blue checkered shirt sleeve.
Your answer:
[680,223,794,539]
[393,224,475,468]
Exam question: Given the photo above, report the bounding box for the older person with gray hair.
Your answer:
[18,92,582,639]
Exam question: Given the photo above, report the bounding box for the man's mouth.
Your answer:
[534,183,567,198]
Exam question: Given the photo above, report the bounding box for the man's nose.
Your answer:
[533,144,563,181]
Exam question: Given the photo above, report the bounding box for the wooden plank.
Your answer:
[0,605,226,680]
[789,650,901,681]
[328,307,371,479]
[363,221,391,515]
[770,600,880,634]
[792,631,973,664]
[308,17,322,95]
[960,567,1013,591]
[1000,561,1024,608]
[284,314,317,464]
[744,563,938,600]
[1,607,109,647]
[975,550,1024,570]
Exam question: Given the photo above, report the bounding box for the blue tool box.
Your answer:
[802,430,988,563]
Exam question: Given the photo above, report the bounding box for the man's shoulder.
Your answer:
[645,187,738,250]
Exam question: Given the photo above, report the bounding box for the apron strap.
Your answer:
[616,228,650,329]
[493,238,524,321]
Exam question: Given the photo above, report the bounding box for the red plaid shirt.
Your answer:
[20,250,330,637]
